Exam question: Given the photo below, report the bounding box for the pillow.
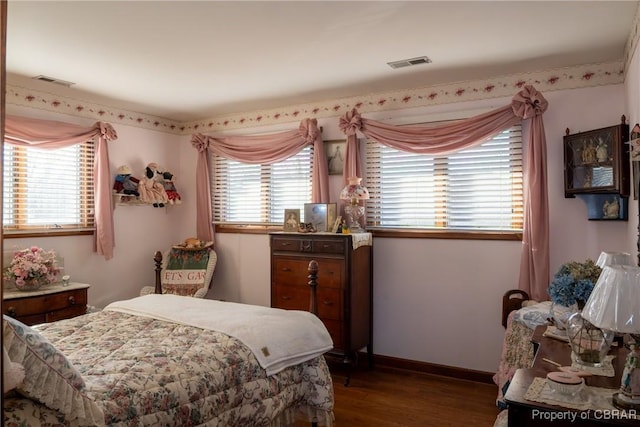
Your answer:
[162,248,215,296]
[2,315,105,426]
[3,346,25,394]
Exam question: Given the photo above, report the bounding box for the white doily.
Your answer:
[571,353,616,377]
[525,377,621,412]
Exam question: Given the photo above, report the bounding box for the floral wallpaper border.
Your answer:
[6,61,626,135]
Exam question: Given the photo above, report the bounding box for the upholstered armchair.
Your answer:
[140,247,217,298]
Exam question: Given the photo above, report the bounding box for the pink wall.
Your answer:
[7,75,636,373]
[201,85,631,372]
[4,105,191,308]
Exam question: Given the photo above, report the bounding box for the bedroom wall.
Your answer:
[625,36,640,262]
[6,81,636,374]
[4,105,191,309]
[185,84,632,373]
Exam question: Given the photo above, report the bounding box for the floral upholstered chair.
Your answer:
[140,247,217,298]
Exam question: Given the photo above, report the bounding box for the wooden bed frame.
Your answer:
[501,289,529,328]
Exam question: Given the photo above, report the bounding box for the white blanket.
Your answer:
[104,294,333,375]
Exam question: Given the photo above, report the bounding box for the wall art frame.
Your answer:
[325,139,346,175]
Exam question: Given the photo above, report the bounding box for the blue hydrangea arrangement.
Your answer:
[547,259,601,308]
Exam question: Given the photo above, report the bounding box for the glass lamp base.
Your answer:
[613,392,640,410]
[566,312,614,367]
[344,204,365,233]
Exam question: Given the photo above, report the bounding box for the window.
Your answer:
[3,141,95,233]
[211,146,313,225]
[364,124,523,232]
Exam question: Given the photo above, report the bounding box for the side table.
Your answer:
[3,282,90,325]
[505,325,636,426]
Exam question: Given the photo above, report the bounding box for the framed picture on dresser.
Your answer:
[283,209,300,232]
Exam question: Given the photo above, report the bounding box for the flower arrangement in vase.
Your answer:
[548,259,601,309]
[3,247,61,291]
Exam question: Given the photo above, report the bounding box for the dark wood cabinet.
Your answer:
[270,232,373,377]
[564,117,630,198]
[3,283,89,325]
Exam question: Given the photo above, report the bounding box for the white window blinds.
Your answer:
[3,141,96,232]
[364,124,523,231]
[211,146,313,224]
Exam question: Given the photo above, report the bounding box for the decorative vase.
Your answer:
[550,302,578,330]
[15,277,47,292]
[566,311,614,367]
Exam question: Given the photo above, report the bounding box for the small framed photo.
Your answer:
[331,215,343,233]
[283,208,300,232]
[304,203,337,232]
[325,139,346,175]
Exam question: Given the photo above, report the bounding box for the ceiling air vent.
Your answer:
[387,56,432,70]
[32,75,75,87]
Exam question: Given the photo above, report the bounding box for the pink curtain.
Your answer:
[191,118,329,241]
[339,85,549,301]
[5,115,118,260]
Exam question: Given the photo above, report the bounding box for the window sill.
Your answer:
[3,229,94,239]
[215,224,522,241]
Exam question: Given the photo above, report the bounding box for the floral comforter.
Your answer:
[3,310,334,426]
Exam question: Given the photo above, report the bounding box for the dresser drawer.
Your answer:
[273,284,342,320]
[312,239,345,254]
[273,258,343,288]
[4,288,87,319]
[46,305,87,323]
[271,237,305,252]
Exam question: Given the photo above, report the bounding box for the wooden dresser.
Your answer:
[270,232,373,380]
[3,282,90,325]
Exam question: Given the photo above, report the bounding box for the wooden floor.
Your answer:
[301,365,501,426]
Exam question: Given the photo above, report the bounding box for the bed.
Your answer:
[2,254,334,426]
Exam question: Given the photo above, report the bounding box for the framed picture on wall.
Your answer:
[325,139,346,175]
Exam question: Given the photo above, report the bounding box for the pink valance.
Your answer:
[5,115,118,260]
[191,118,329,241]
[339,85,550,301]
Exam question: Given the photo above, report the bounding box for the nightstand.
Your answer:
[3,282,90,325]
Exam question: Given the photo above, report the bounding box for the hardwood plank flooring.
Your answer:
[301,366,501,426]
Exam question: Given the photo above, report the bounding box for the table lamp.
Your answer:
[339,177,370,233]
[582,265,640,409]
[595,251,634,268]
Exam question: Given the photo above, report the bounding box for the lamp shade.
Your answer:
[595,251,634,268]
[339,177,370,202]
[582,265,640,334]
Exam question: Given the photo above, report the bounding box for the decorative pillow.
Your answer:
[2,315,105,426]
[162,248,214,296]
[3,346,25,394]
[512,300,552,330]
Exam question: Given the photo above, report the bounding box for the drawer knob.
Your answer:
[68,296,76,305]
[281,267,291,272]
[322,300,333,306]
[281,296,292,301]
[7,307,16,317]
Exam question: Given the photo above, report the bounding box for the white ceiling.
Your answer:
[5,1,639,122]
